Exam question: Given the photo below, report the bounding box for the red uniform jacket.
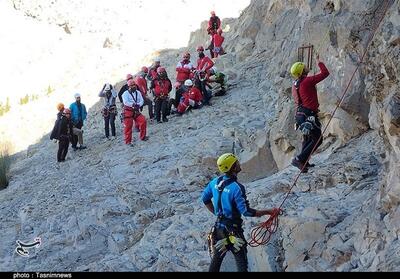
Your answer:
[152,78,172,98]
[134,76,148,97]
[188,87,203,103]
[176,61,194,83]
[292,62,330,112]
[197,56,214,72]
[213,33,225,48]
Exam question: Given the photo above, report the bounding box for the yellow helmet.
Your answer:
[290,62,305,79]
[217,153,239,173]
[57,103,65,112]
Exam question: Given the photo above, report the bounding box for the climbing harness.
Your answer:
[248,0,392,247]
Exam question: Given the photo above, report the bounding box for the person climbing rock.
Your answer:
[207,11,221,58]
[55,108,73,162]
[50,103,65,141]
[202,153,279,272]
[99,83,118,140]
[118,74,134,105]
[290,55,330,172]
[212,28,225,58]
[150,67,172,123]
[122,79,148,146]
[69,93,87,150]
[134,67,154,121]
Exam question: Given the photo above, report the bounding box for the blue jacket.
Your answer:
[202,175,256,225]
[69,102,87,125]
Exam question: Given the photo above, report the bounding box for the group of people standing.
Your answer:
[94,11,228,147]
[50,94,87,163]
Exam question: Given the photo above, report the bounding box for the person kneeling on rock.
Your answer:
[177,80,203,115]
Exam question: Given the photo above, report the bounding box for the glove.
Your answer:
[214,238,228,253]
[188,99,196,107]
[299,122,313,136]
[229,235,246,253]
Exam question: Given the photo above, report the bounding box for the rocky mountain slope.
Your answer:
[1,0,399,272]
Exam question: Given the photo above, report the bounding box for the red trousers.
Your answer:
[124,108,147,144]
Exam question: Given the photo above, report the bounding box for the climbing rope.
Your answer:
[248,0,392,248]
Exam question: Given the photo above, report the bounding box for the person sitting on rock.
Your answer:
[134,67,154,121]
[177,79,203,115]
[122,80,148,146]
[290,54,330,172]
[194,70,212,106]
[55,108,74,162]
[207,11,221,58]
[99,83,118,140]
[212,28,225,58]
[150,67,172,123]
[208,67,227,97]
[202,153,279,272]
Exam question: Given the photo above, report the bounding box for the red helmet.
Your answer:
[127,79,136,87]
[157,67,166,75]
[183,52,190,60]
[141,66,149,73]
[211,11,216,16]
[217,28,223,35]
[197,46,204,52]
[126,74,133,81]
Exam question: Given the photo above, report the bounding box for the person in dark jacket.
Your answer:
[50,103,65,141]
[290,55,330,172]
[202,153,279,272]
[56,108,73,162]
[150,67,172,123]
[99,83,118,140]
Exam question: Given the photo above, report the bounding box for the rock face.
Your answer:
[1,0,400,272]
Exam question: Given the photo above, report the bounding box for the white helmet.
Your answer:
[184,79,193,87]
[74,93,81,99]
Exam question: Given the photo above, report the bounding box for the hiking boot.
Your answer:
[142,136,149,142]
[157,120,162,124]
[306,162,316,168]
[163,118,168,123]
[291,158,309,173]
[79,145,87,150]
[72,146,78,151]
[111,136,116,141]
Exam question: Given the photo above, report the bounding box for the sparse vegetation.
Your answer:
[0,143,11,189]
[46,85,54,97]
[19,94,40,105]
[0,97,11,117]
